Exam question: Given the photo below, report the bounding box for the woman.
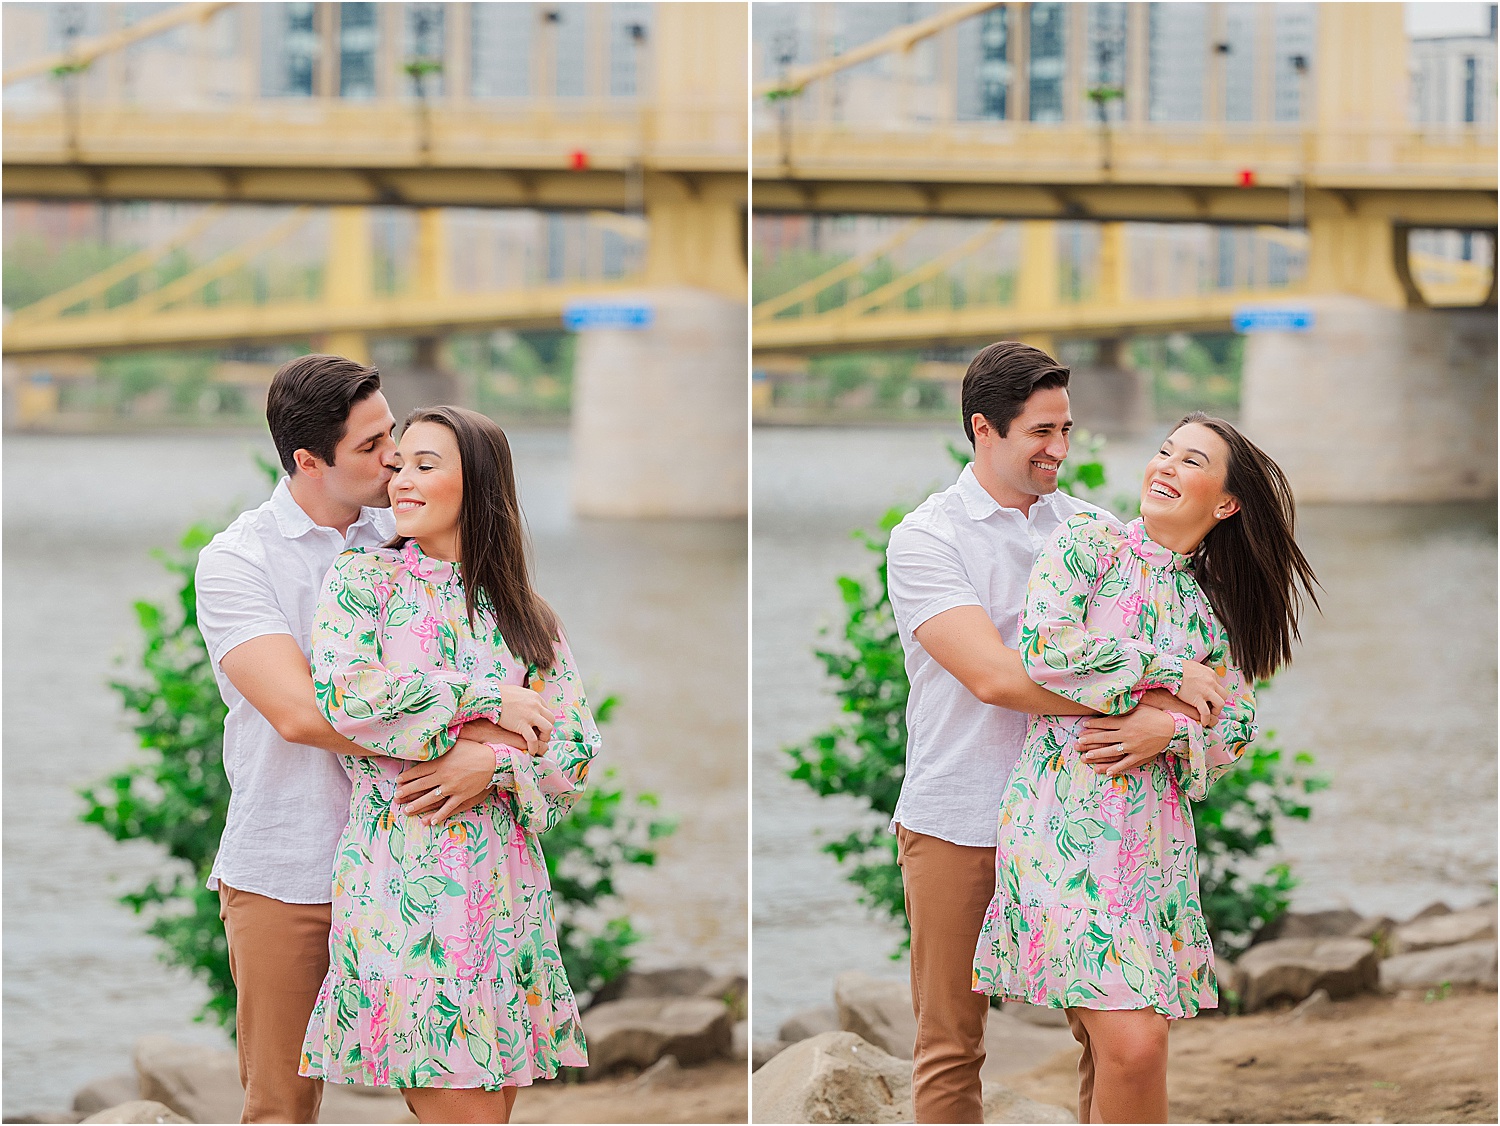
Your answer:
[972,412,1318,1123]
[299,406,599,1124]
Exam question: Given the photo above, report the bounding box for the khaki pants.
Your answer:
[898,826,1099,1124]
[896,825,996,1123]
[218,885,331,1124]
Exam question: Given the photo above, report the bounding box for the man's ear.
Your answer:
[292,448,325,479]
[971,413,994,445]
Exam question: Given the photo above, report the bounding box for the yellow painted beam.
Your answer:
[754,220,929,322]
[752,288,1304,354]
[752,178,1497,227]
[2,280,643,357]
[3,2,231,87]
[8,204,224,323]
[755,2,1001,98]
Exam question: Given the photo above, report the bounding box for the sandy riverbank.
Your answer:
[1004,990,1497,1123]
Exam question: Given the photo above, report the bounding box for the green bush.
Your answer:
[785,433,1324,960]
[82,491,672,1032]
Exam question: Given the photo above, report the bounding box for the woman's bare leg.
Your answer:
[402,1086,516,1124]
[1068,1008,1169,1124]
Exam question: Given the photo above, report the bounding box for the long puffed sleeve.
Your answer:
[1020,514,1185,715]
[482,630,601,835]
[312,549,501,761]
[1161,636,1257,801]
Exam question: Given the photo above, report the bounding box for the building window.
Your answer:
[979,7,1010,119]
[1464,56,1477,122]
[285,3,317,96]
[339,2,377,99]
[406,3,445,96]
[1029,3,1066,122]
[1086,3,1128,123]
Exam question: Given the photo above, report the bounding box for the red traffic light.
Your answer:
[570,149,589,171]
[1237,168,1256,188]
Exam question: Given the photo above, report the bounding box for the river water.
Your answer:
[752,425,1497,1041]
[2,430,747,1117]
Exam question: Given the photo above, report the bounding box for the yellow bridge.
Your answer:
[752,0,1496,334]
[2,2,746,354]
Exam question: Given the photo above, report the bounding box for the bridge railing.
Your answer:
[752,121,1497,189]
[5,97,747,171]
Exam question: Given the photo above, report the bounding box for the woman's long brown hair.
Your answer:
[393,406,559,671]
[1175,412,1320,682]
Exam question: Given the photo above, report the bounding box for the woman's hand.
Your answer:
[396,739,497,825]
[1174,660,1227,727]
[496,684,556,756]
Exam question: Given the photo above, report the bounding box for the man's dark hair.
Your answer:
[265,354,382,474]
[960,340,1070,445]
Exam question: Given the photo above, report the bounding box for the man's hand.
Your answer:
[1138,686,1223,726]
[396,739,496,826]
[1076,706,1176,776]
[496,685,556,756]
[457,718,534,753]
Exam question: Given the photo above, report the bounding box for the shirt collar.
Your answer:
[955,464,1064,524]
[269,477,387,542]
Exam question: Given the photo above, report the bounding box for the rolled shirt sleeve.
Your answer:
[196,540,298,666]
[887,522,985,637]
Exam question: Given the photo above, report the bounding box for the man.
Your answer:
[886,341,1196,1123]
[196,355,552,1123]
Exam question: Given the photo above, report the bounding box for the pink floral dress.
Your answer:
[972,514,1256,1019]
[298,541,599,1089]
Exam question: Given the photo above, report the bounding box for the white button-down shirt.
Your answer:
[196,479,395,903]
[886,465,1106,847]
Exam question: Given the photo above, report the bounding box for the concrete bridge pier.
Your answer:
[1241,295,1497,503]
[1066,338,1155,438]
[570,287,747,519]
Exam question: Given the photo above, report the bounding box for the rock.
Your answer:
[625,1054,682,1091]
[834,971,917,1059]
[72,1075,140,1117]
[779,1005,840,1043]
[753,1039,792,1072]
[133,1037,243,1124]
[1380,940,1498,992]
[1284,987,1334,1023]
[1349,914,1399,953]
[79,1102,189,1125]
[697,972,749,1018]
[1232,937,1380,1012]
[591,965,716,1007]
[1409,901,1454,922]
[581,996,734,1072]
[132,1036,408,1124]
[1000,1000,1069,1028]
[751,1031,910,1123]
[731,1020,750,1062]
[1390,904,1497,955]
[981,1008,1081,1082]
[982,1083,1076,1123]
[750,1030,1077,1124]
[1257,908,1364,944]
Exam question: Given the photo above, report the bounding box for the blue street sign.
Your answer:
[1232,305,1315,333]
[562,302,654,331]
